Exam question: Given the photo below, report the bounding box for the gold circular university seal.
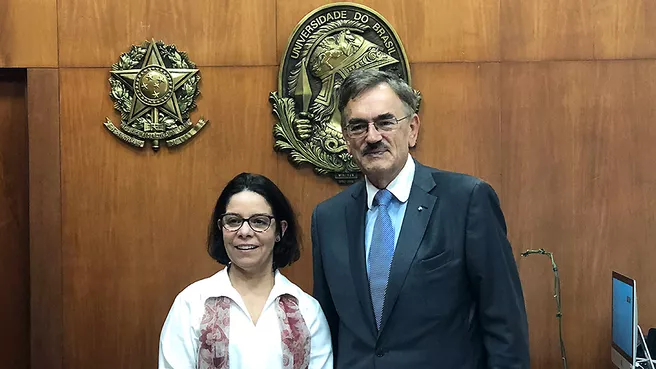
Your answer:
[104,39,208,152]
[270,3,419,184]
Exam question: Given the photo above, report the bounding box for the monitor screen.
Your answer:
[612,271,636,363]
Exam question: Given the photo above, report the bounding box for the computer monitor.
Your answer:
[612,271,638,369]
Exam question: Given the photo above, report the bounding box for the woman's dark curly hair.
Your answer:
[207,173,300,270]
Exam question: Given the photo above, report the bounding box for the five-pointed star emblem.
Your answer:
[111,40,198,127]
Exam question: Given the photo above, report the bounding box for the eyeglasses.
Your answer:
[344,114,412,139]
[219,213,275,233]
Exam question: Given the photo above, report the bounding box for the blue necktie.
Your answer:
[368,189,395,329]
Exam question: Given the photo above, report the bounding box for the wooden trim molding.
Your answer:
[27,68,62,369]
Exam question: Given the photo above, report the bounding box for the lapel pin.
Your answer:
[418,206,426,212]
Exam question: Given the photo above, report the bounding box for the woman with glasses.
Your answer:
[159,173,333,369]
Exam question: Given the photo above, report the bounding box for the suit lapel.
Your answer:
[345,182,377,334]
[378,163,438,333]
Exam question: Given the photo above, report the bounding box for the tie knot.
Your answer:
[374,189,394,207]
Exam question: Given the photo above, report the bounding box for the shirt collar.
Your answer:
[208,267,301,301]
[365,154,415,209]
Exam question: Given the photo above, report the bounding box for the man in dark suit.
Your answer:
[311,69,530,369]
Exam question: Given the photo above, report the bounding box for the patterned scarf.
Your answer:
[197,295,311,369]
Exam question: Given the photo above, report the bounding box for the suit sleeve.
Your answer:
[311,207,340,357]
[464,181,530,369]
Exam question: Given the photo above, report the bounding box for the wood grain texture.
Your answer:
[0,0,58,67]
[27,68,62,369]
[501,61,656,369]
[501,0,595,61]
[276,0,500,64]
[58,0,276,67]
[411,63,502,188]
[0,69,29,369]
[275,162,341,293]
[593,0,656,59]
[59,66,279,369]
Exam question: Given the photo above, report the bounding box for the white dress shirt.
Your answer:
[159,268,333,369]
[364,154,416,273]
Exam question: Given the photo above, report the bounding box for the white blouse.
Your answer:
[158,268,333,369]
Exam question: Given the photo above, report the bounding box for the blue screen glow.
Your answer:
[612,277,634,358]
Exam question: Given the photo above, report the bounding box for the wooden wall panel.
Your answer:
[58,0,276,67]
[411,63,502,187]
[275,165,341,293]
[27,68,62,369]
[593,0,656,59]
[0,0,58,67]
[0,70,29,369]
[276,0,500,64]
[501,61,656,369]
[59,66,278,369]
[501,0,595,61]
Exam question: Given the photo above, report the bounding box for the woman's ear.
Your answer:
[279,220,288,240]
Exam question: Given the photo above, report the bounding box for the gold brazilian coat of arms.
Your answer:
[270,3,418,184]
[104,39,207,151]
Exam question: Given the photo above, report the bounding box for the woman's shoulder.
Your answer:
[276,272,321,313]
[173,268,228,304]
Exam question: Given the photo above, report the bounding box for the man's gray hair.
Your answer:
[337,69,418,126]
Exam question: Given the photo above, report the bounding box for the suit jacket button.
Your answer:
[376,352,385,357]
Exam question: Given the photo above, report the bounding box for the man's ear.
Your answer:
[408,113,421,148]
[341,110,353,155]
